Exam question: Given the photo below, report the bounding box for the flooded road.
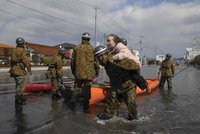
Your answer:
[0,65,200,134]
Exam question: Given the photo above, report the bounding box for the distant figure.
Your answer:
[158,53,175,90]
[48,47,65,100]
[106,34,150,93]
[70,32,99,112]
[94,45,137,120]
[9,37,32,105]
[41,55,51,66]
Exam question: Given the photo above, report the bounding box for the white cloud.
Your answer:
[0,0,200,57]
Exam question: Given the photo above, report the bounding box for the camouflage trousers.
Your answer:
[159,76,172,89]
[51,77,61,94]
[14,75,26,96]
[102,86,137,119]
[70,79,92,107]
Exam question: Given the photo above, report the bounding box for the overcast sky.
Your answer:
[0,0,200,58]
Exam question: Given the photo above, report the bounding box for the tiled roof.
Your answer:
[26,42,58,56]
[0,43,15,48]
[55,42,76,49]
[0,43,14,55]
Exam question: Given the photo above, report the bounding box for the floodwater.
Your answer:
[0,65,200,134]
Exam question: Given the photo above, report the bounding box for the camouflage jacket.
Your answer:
[42,56,51,66]
[47,54,63,78]
[70,42,99,80]
[159,59,175,77]
[112,58,140,71]
[9,47,31,76]
[100,53,135,93]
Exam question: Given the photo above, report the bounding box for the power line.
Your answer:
[0,9,80,40]
[6,0,94,30]
[72,0,96,8]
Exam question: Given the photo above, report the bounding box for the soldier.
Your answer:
[94,45,137,120]
[49,47,65,99]
[107,34,150,93]
[121,38,127,46]
[158,53,175,90]
[70,32,99,112]
[9,37,32,105]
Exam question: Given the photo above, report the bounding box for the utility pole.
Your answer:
[104,33,107,46]
[94,7,97,47]
[155,46,157,60]
[139,36,144,65]
[94,6,100,47]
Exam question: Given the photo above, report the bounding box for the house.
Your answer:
[185,47,200,62]
[0,42,75,65]
[26,42,58,65]
[156,55,165,62]
[55,42,76,59]
[0,43,15,65]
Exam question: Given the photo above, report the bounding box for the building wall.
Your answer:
[156,55,165,62]
[186,47,200,61]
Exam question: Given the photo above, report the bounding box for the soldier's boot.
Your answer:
[70,90,79,103]
[55,91,61,99]
[168,84,172,90]
[15,95,25,105]
[52,91,61,100]
[21,95,26,105]
[127,104,137,120]
[127,115,137,121]
[97,113,113,120]
[159,83,164,90]
[83,100,90,113]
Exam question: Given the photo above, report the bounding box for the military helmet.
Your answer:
[121,38,127,46]
[58,46,65,56]
[94,45,107,57]
[16,37,25,46]
[82,32,91,40]
[166,53,171,59]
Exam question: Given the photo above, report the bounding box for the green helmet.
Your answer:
[166,53,171,59]
[58,46,65,56]
[82,32,91,40]
[94,45,107,57]
[121,38,127,46]
[16,37,25,47]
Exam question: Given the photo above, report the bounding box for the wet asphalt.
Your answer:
[0,65,200,134]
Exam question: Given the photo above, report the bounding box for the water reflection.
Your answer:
[14,104,27,134]
[159,88,176,111]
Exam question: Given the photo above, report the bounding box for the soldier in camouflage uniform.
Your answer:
[9,37,32,105]
[48,47,65,99]
[94,45,137,120]
[158,53,175,90]
[70,32,99,112]
[107,34,150,93]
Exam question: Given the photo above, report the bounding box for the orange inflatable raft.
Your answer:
[25,78,159,105]
[89,78,159,105]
